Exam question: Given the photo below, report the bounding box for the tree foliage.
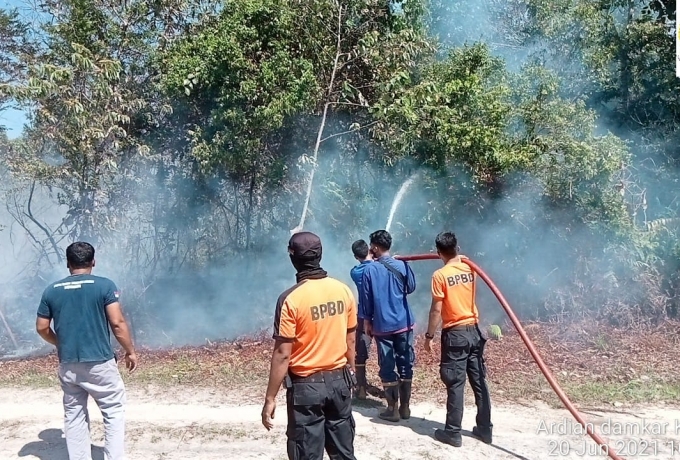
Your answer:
[0,0,679,352]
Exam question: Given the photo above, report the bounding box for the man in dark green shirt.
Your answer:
[36,241,138,460]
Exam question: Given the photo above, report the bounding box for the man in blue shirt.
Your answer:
[349,239,373,399]
[36,242,138,460]
[360,230,416,422]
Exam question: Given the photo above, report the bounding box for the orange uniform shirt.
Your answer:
[431,260,479,329]
[273,277,357,377]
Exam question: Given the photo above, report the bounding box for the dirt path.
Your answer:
[2,386,680,459]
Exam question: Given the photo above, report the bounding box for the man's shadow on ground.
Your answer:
[18,428,105,460]
[352,402,530,460]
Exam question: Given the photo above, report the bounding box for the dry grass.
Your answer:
[3,320,680,408]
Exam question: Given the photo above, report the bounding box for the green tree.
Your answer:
[0,8,34,131]
[160,0,432,242]
[2,0,192,245]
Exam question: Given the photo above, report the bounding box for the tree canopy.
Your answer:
[0,0,678,351]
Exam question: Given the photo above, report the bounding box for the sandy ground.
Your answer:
[2,386,680,460]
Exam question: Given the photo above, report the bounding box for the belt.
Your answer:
[288,367,346,383]
[442,323,479,333]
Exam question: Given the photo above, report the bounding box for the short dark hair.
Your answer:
[435,232,458,257]
[351,239,369,259]
[369,230,392,251]
[66,242,95,269]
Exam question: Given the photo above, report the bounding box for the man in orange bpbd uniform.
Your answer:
[424,231,492,448]
[262,231,358,460]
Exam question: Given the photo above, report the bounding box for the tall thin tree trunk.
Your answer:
[233,182,240,248]
[293,1,345,233]
[246,173,255,249]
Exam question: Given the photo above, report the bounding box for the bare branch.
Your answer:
[0,305,19,351]
[319,120,379,143]
[7,193,52,265]
[23,181,63,264]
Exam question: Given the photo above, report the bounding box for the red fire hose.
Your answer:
[395,253,624,460]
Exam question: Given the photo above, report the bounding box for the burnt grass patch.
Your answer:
[3,320,680,409]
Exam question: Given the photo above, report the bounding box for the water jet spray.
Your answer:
[385,172,419,232]
[394,252,626,460]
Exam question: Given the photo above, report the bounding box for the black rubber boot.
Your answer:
[355,365,367,400]
[398,379,411,419]
[434,429,462,447]
[472,426,492,444]
[378,384,400,422]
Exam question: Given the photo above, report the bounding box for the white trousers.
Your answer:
[58,358,127,460]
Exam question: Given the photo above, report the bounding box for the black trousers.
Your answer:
[439,323,492,435]
[286,368,356,460]
[355,319,372,366]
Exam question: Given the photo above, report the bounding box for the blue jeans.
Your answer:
[375,329,415,384]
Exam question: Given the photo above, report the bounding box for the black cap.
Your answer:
[288,231,322,260]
